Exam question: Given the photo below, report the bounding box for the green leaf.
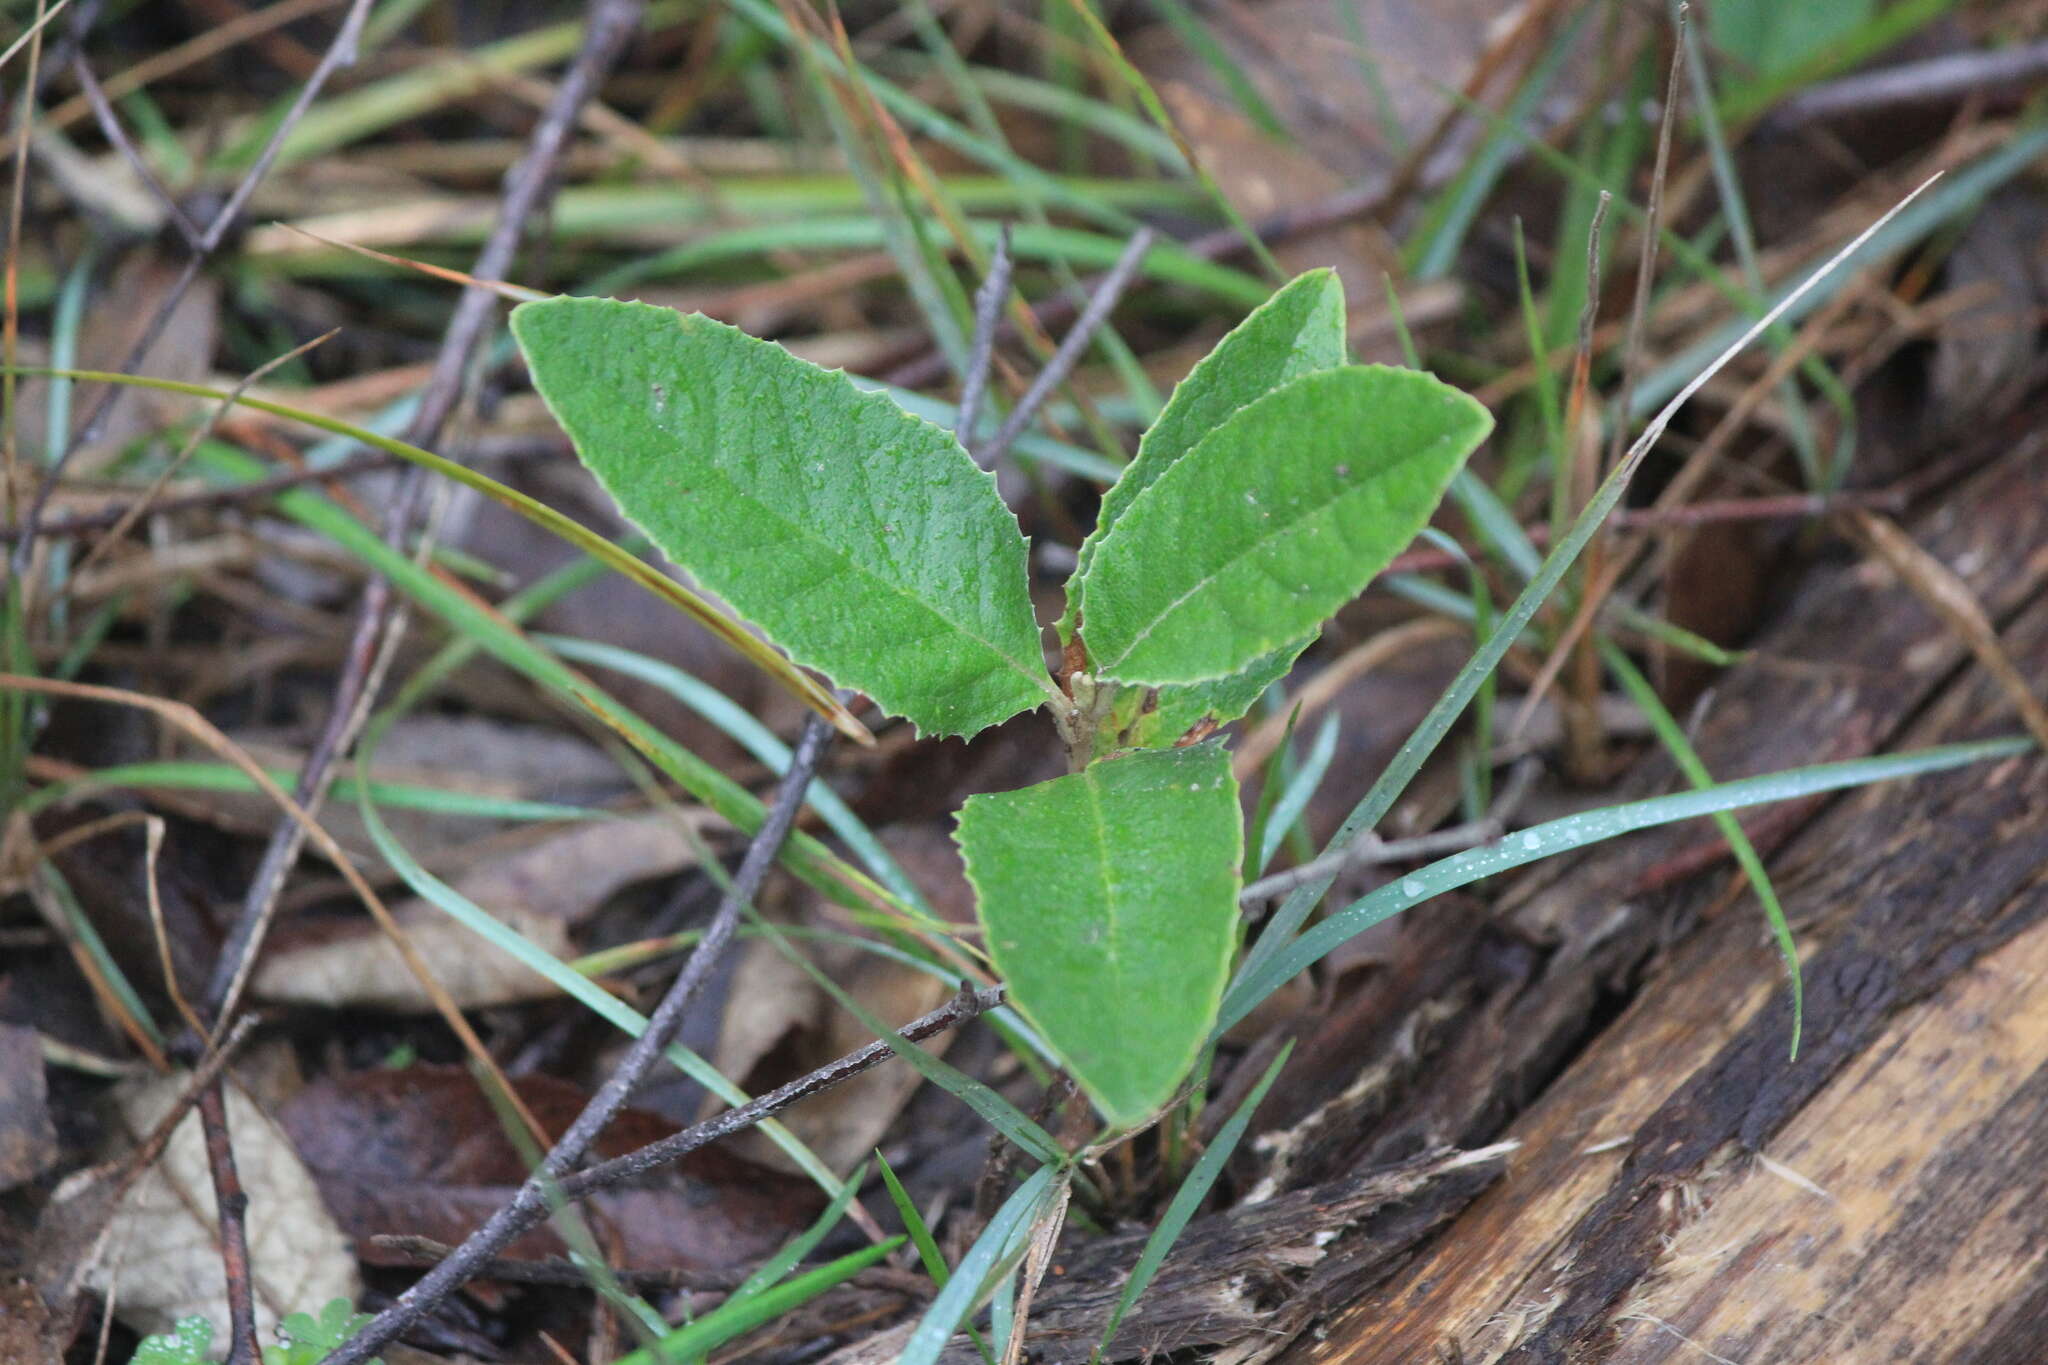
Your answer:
[1079,365,1491,685]
[1218,735,2034,1033]
[132,1316,212,1365]
[1061,269,1346,644]
[510,297,1052,738]
[1122,635,1311,748]
[1709,0,1873,79]
[262,1299,381,1365]
[956,745,1243,1128]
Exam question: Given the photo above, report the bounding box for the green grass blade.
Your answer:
[1257,712,1337,875]
[35,861,164,1049]
[611,1236,906,1365]
[1221,736,2032,1030]
[1094,1042,1291,1358]
[877,1152,952,1287]
[898,1166,1060,1365]
[1600,640,1801,1055]
[20,759,611,823]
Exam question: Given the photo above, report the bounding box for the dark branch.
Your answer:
[956,225,1013,445]
[974,227,1152,469]
[324,705,843,1365]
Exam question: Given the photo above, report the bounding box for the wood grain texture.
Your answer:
[1281,418,2048,1364]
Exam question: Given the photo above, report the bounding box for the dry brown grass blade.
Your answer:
[0,0,70,72]
[140,815,209,1042]
[1845,510,2048,750]
[1232,618,1467,781]
[0,673,550,1149]
[275,223,548,302]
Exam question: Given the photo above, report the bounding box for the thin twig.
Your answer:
[1766,39,2048,131]
[886,186,1383,391]
[195,1082,257,1365]
[67,54,202,248]
[562,983,1006,1197]
[325,704,841,1365]
[7,0,375,584]
[975,227,1152,469]
[956,225,1013,444]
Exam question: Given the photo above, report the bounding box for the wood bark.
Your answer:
[1283,418,2048,1361]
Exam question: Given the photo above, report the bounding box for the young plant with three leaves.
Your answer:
[510,268,1493,1130]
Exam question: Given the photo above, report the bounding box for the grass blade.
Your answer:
[1600,640,1802,1055]
[898,1165,1060,1365]
[1094,1042,1291,1358]
[1221,735,2032,1030]
[611,1236,906,1365]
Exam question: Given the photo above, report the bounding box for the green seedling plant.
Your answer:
[130,1299,382,1365]
[508,269,1492,1128]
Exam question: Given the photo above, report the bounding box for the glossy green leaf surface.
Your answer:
[1061,268,1346,644]
[956,745,1241,1128]
[1079,365,1491,685]
[511,297,1050,738]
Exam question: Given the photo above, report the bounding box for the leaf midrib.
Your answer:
[554,368,1051,711]
[1092,418,1475,677]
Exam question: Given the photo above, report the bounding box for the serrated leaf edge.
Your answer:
[1086,367,1491,685]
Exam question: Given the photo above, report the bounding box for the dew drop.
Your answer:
[1401,878,1424,898]
[1520,831,1541,851]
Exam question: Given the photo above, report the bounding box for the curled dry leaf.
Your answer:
[85,1072,359,1339]
[278,1066,822,1270]
[253,811,712,1011]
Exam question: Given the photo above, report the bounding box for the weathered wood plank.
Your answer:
[1285,425,2048,1363]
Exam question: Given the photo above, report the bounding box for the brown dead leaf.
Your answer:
[253,811,713,1011]
[278,1066,822,1269]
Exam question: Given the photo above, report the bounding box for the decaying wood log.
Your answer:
[1280,421,2048,1360]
